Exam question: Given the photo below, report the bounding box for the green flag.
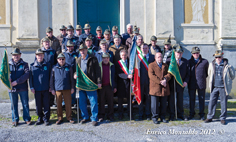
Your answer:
[0,49,12,89]
[75,61,98,91]
[168,50,183,87]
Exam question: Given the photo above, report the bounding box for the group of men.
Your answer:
[8,23,235,127]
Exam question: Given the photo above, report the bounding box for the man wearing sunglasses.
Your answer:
[50,53,75,125]
[186,47,209,121]
[205,50,235,125]
[57,25,67,47]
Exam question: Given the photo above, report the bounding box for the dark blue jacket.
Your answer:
[121,32,130,45]
[99,62,117,91]
[42,47,57,66]
[62,35,79,51]
[29,60,51,91]
[63,51,78,72]
[188,55,209,90]
[95,50,114,63]
[9,59,29,92]
[50,63,74,91]
[140,54,155,86]
[79,33,98,46]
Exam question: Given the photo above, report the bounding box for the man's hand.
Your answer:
[98,84,102,88]
[183,82,187,87]
[51,90,56,95]
[74,74,78,79]
[71,88,74,94]
[128,75,133,79]
[11,81,17,86]
[113,88,117,93]
[160,80,167,87]
[31,89,35,94]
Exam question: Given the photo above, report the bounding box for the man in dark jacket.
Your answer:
[79,23,98,46]
[50,53,75,125]
[63,40,78,107]
[62,25,79,52]
[116,49,133,120]
[98,53,117,122]
[9,48,31,126]
[121,23,133,45]
[137,43,155,120]
[95,39,114,63]
[95,26,104,47]
[187,47,209,120]
[57,25,67,47]
[74,44,101,126]
[84,36,98,55]
[166,45,190,120]
[41,27,61,55]
[41,37,57,106]
[30,49,51,126]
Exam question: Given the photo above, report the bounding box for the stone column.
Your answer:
[155,0,176,45]
[218,0,236,48]
[15,0,40,49]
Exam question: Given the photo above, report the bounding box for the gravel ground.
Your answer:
[0,102,235,142]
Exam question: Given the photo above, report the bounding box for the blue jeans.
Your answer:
[79,90,98,121]
[9,91,31,122]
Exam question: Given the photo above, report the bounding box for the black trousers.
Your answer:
[98,85,114,119]
[118,96,133,116]
[35,90,50,122]
[168,91,184,118]
[151,95,167,120]
[189,89,205,117]
[138,84,151,117]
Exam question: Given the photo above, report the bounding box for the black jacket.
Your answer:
[188,55,209,90]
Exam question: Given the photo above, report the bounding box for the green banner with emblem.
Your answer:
[75,61,98,91]
[0,49,12,89]
[168,50,183,87]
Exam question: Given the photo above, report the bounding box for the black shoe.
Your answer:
[153,120,159,124]
[221,120,226,125]
[177,116,184,120]
[169,117,174,121]
[186,116,194,121]
[35,121,43,125]
[44,121,50,126]
[146,115,151,120]
[80,119,90,124]
[109,117,114,121]
[98,118,104,122]
[136,116,143,121]
[204,119,212,123]
[56,120,63,125]
[161,119,168,123]
[200,116,205,121]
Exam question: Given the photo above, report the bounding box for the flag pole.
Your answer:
[129,79,132,121]
[76,90,79,123]
[5,46,16,126]
[174,79,177,120]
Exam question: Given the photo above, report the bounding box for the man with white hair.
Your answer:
[121,24,133,45]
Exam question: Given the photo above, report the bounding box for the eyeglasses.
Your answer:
[60,29,66,31]
[215,56,222,58]
[193,53,199,54]
[58,58,64,61]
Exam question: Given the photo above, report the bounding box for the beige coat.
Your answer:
[208,59,235,95]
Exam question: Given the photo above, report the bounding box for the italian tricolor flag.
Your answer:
[132,54,141,105]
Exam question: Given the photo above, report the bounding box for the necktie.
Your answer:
[144,55,146,60]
